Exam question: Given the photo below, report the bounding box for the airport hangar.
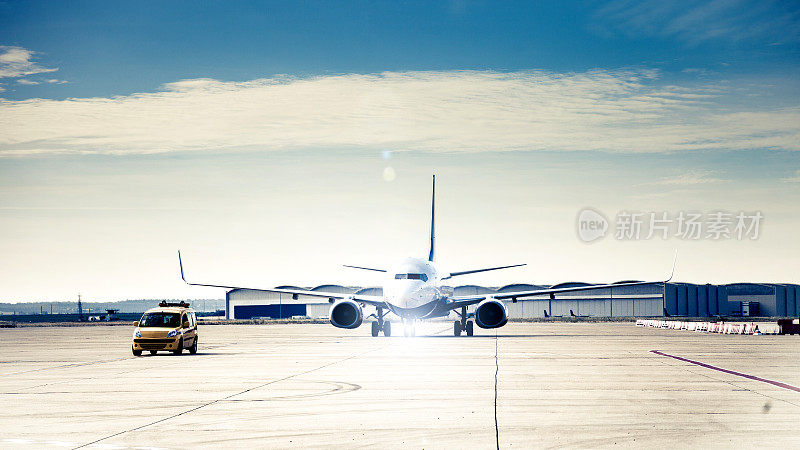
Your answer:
[225,282,800,320]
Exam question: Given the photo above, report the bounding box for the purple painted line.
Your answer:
[650,350,800,393]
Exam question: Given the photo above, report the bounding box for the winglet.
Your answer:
[178,250,187,283]
[665,249,677,282]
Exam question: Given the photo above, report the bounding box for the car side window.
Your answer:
[181,314,187,326]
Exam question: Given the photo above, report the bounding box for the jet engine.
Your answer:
[329,299,363,329]
[474,298,508,329]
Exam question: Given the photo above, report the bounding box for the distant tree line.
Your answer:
[0,299,224,315]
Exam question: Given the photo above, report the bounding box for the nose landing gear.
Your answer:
[454,306,474,336]
[403,319,416,337]
[383,320,391,337]
[371,307,392,337]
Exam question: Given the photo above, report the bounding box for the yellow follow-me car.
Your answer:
[132,301,198,356]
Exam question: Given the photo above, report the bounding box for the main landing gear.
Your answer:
[371,307,391,337]
[454,306,474,336]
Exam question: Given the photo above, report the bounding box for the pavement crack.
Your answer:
[73,343,387,449]
[494,332,500,450]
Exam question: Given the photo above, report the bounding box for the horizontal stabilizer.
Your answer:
[443,263,526,280]
[343,265,387,273]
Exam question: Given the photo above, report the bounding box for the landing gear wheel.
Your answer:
[371,321,380,337]
[172,338,183,355]
[149,350,157,355]
[454,320,462,336]
[466,320,474,336]
[383,321,391,337]
[189,337,198,354]
[132,346,142,356]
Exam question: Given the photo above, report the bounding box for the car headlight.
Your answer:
[166,330,178,338]
[134,329,141,338]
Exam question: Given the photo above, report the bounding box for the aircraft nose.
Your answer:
[394,283,435,309]
[391,283,420,308]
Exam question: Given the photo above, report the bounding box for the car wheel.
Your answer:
[189,337,198,354]
[132,346,142,356]
[172,338,183,355]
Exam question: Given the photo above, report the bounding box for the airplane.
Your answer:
[178,175,675,337]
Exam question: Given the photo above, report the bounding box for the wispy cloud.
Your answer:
[782,170,800,183]
[653,169,726,185]
[16,79,39,85]
[0,46,58,79]
[0,69,798,157]
[593,0,800,44]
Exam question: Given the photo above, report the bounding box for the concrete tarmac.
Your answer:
[1,322,799,449]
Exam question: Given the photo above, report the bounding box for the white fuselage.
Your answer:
[382,257,445,318]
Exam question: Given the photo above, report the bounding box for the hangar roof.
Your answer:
[550,282,595,289]
[310,285,358,294]
[453,285,496,295]
[497,283,548,293]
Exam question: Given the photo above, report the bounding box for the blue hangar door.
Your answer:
[234,304,307,319]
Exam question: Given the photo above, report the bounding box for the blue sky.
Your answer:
[0,1,798,300]
[2,0,798,99]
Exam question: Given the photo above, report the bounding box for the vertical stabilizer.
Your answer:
[429,174,435,262]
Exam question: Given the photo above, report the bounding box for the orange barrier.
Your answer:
[636,319,779,335]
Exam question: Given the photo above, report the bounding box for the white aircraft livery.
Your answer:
[179,175,674,337]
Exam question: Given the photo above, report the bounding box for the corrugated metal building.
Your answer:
[725,283,800,317]
[226,286,354,320]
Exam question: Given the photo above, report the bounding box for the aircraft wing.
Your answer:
[447,280,667,309]
[178,251,387,308]
[447,252,677,309]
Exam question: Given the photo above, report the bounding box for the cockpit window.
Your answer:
[394,273,428,282]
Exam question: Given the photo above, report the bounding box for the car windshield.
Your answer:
[139,312,181,328]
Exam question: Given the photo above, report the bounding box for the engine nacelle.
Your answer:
[329,299,363,329]
[475,298,508,329]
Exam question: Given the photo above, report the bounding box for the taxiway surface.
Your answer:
[1,322,799,448]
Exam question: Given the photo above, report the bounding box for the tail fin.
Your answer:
[428,174,435,262]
